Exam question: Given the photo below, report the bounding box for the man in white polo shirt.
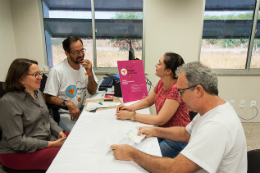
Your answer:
[44,36,98,131]
[111,62,247,173]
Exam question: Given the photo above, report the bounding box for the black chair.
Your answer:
[0,82,6,142]
[0,82,6,98]
[189,111,197,121]
[247,149,260,173]
[0,82,46,173]
[40,74,68,124]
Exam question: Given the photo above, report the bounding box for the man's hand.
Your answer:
[47,136,66,148]
[115,110,132,120]
[111,144,134,161]
[66,101,80,121]
[137,126,156,140]
[80,59,92,73]
[58,131,67,139]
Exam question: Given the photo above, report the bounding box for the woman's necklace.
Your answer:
[162,80,176,95]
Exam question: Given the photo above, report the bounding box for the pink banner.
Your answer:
[117,60,148,103]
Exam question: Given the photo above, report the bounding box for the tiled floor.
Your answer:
[0,164,4,173]
[242,123,260,151]
[0,123,259,173]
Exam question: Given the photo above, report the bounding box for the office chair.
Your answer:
[40,73,68,124]
[247,149,260,173]
[0,82,5,142]
[189,111,197,121]
[0,82,46,173]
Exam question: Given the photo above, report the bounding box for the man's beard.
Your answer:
[69,55,84,64]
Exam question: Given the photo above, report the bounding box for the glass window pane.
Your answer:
[250,9,260,69]
[49,10,92,19]
[42,0,93,67]
[51,38,93,66]
[95,3,143,68]
[42,0,143,68]
[96,39,142,67]
[200,39,248,69]
[200,0,255,69]
[250,39,260,68]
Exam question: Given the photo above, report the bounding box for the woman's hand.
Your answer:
[116,105,130,112]
[115,110,132,120]
[58,131,67,139]
[47,137,66,148]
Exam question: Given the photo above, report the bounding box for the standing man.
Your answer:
[111,62,247,173]
[44,36,98,131]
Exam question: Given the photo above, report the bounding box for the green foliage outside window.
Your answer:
[112,12,143,20]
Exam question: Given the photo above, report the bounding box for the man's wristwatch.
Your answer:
[130,112,136,122]
[61,100,67,107]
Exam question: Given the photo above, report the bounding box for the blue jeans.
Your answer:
[158,138,188,158]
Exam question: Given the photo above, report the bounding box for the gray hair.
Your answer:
[175,62,218,95]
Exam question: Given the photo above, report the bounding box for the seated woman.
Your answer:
[116,52,190,158]
[0,58,68,171]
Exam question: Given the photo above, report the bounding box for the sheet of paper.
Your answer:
[107,124,151,153]
[121,100,150,114]
[106,88,114,95]
[85,102,121,111]
[127,126,146,144]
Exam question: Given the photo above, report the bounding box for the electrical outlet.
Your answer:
[250,101,256,108]
[240,100,245,108]
[229,100,235,107]
[43,66,50,72]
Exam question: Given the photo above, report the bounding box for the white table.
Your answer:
[47,100,162,173]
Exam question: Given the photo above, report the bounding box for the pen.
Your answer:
[98,101,103,105]
[109,149,115,153]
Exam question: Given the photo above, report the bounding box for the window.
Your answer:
[250,6,260,69]
[41,0,143,71]
[200,0,260,72]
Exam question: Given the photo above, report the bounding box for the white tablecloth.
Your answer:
[47,102,161,173]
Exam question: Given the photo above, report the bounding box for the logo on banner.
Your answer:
[121,68,127,76]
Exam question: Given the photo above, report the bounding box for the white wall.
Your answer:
[218,76,260,122]
[144,0,205,115]
[10,0,47,71]
[0,0,17,81]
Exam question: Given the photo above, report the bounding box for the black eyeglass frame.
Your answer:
[177,85,197,96]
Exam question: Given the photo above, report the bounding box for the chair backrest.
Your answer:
[189,111,197,121]
[0,81,7,141]
[39,73,47,93]
[248,149,260,173]
[0,82,7,98]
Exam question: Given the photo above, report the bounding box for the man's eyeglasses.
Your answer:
[27,71,44,79]
[70,48,86,55]
[177,85,197,96]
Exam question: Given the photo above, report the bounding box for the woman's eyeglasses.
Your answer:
[27,71,44,79]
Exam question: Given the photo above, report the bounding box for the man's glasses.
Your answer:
[70,48,86,55]
[177,85,197,96]
[27,71,44,79]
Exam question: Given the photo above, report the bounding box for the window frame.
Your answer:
[200,0,260,75]
[42,0,144,73]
